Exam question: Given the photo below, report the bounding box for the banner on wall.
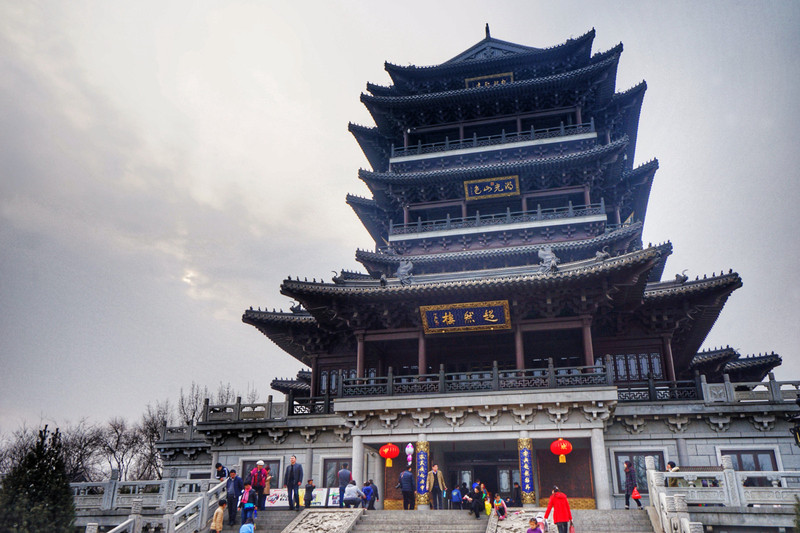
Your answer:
[327,488,341,507]
[300,488,328,507]
[263,489,289,508]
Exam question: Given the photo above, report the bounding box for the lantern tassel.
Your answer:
[559,454,566,463]
[386,458,393,467]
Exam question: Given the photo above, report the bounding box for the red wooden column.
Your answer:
[418,331,427,375]
[356,332,365,379]
[310,355,319,396]
[515,326,525,370]
[663,335,677,382]
[582,318,595,367]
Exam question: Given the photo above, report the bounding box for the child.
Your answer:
[239,517,255,533]
[211,499,226,533]
[367,478,379,510]
[450,484,462,510]
[492,493,507,520]
[527,513,545,533]
[304,479,315,509]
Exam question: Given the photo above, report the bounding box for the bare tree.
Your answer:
[0,425,36,476]
[214,381,235,404]
[177,382,209,425]
[132,400,172,480]
[61,419,105,482]
[101,417,142,481]
[245,382,260,404]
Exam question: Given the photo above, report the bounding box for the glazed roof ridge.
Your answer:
[624,159,659,176]
[281,247,661,295]
[643,272,742,297]
[242,308,316,323]
[612,80,647,100]
[384,29,595,73]
[348,122,379,133]
[364,53,620,107]
[359,137,629,184]
[345,193,376,207]
[724,352,782,371]
[355,222,643,264]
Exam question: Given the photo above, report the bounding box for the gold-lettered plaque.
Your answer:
[420,300,511,334]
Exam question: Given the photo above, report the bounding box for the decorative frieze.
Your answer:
[268,429,287,444]
[546,403,571,424]
[750,413,776,431]
[581,401,612,423]
[299,427,319,443]
[665,415,691,433]
[706,414,731,432]
[618,415,647,434]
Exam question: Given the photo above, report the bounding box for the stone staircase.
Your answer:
[219,509,298,532]
[495,508,655,533]
[351,509,488,533]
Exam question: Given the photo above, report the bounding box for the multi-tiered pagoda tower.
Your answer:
[196,28,793,511]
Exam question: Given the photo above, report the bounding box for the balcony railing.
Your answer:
[389,200,605,237]
[391,120,595,159]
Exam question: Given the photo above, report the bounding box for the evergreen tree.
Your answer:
[0,425,75,532]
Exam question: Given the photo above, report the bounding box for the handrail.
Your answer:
[391,121,595,158]
[390,201,605,236]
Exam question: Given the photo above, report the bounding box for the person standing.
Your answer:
[361,481,373,509]
[426,464,447,510]
[211,499,226,533]
[367,478,379,510]
[304,479,316,509]
[624,460,643,509]
[249,461,271,511]
[450,484,462,510]
[237,481,258,525]
[284,455,304,511]
[226,469,244,526]
[544,486,573,533]
[399,466,415,510]
[337,462,352,508]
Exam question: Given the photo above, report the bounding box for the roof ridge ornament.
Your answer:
[485,23,490,39]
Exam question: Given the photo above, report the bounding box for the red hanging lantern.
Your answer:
[550,438,573,463]
[379,443,400,467]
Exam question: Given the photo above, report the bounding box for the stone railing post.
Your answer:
[267,394,274,418]
[492,361,499,391]
[720,455,742,506]
[129,498,143,533]
[605,355,614,385]
[767,372,782,403]
[235,396,242,421]
[439,364,446,393]
[547,358,556,388]
[723,374,736,402]
[202,398,209,422]
[85,524,98,533]
[101,478,115,510]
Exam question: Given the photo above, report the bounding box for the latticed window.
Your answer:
[609,352,663,382]
[323,459,351,488]
[720,449,777,487]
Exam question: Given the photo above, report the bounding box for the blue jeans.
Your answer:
[241,505,255,524]
[339,486,347,507]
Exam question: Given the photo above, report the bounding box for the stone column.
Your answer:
[352,435,364,486]
[415,436,430,510]
[590,428,612,509]
[676,438,689,466]
[515,326,525,370]
[306,446,314,490]
[356,333,365,379]
[517,432,535,507]
[418,332,427,375]
[373,451,385,510]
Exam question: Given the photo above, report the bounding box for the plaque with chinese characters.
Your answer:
[420,300,511,334]
[464,72,514,89]
[464,175,520,202]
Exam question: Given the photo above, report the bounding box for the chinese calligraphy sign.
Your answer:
[420,300,511,334]
[463,175,520,202]
[464,72,514,89]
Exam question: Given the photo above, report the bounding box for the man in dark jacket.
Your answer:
[399,466,415,510]
[337,463,352,508]
[225,469,244,526]
[284,455,304,511]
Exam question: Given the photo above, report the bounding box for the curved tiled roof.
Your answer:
[355,222,643,267]
[384,30,596,77]
[281,247,661,301]
[644,271,742,300]
[364,53,620,112]
[359,137,628,187]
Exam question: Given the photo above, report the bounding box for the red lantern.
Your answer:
[379,443,400,467]
[550,438,573,463]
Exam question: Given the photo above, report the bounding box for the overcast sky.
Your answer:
[1,1,799,432]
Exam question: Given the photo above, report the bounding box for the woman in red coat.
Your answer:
[544,486,573,533]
